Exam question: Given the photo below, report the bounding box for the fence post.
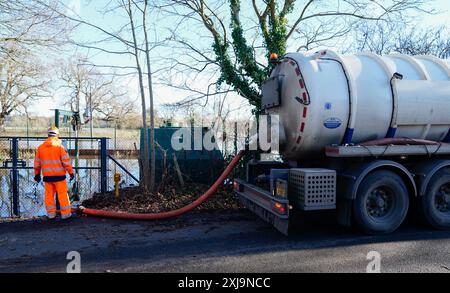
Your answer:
[54,109,60,127]
[11,138,19,217]
[100,138,108,193]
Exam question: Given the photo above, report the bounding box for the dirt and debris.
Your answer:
[82,177,243,213]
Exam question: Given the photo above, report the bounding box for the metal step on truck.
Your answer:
[234,49,450,235]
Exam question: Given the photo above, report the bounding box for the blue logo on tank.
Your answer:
[323,117,342,129]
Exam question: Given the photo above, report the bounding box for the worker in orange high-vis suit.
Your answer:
[34,126,75,220]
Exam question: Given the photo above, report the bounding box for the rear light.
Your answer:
[272,202,287,215]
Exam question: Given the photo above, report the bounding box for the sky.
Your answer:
[29,0,450,119]
[420,0,450,26]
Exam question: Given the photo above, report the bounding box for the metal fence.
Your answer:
[0,122,249,219]
[108,137,140,189]
[0,136,139,219]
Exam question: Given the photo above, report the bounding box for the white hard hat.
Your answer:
[48,126,60,137]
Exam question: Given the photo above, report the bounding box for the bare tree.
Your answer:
[141,0,157,191]
[354,22,450,58]
[121,0,153,191]
[0,0,71,129]
[58,58,136,128]
[0,1,70,58]
[39,0,163,192]
[0,46,50,130]
[156,0,431,111]
[95,96,137,124]
[59,59,87,113]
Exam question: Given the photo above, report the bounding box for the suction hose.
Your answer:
[78,150,246,220]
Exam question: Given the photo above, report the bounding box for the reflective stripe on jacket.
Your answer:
[34,137,74,180]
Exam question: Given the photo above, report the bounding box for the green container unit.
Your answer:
[140,127,225,184]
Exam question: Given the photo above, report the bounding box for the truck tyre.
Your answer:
[353,170,409,234]
[419,168,450,230]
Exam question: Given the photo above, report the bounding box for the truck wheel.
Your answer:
[419,168,450,230]
[353,170,409,234]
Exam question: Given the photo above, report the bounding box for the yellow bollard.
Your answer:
[114,173,121,198]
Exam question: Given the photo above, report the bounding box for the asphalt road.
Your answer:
[1,209,450,273]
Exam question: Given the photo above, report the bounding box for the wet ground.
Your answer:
[1,210,450,273]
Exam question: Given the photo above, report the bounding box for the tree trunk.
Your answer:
[142,0,156,191]
[0,116,5,133]
[127,0,150,192]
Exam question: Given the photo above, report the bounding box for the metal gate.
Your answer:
[0,137,109,218]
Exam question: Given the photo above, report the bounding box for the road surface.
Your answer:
[0,210,449,273]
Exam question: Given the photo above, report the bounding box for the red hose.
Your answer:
[79,150,246,220]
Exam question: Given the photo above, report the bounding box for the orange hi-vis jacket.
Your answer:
[34,137,74,182]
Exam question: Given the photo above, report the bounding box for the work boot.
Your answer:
[47,213,56,220]
[61,213,72,220]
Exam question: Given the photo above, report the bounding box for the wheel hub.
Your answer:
[435,183,450,213]
[367,187,393,218]
[376,197,386,208]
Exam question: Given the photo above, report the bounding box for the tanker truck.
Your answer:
[234,49,450,235]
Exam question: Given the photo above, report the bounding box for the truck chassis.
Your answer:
[235,142,450,235]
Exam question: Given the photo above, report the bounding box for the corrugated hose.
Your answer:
[76,150,245,220]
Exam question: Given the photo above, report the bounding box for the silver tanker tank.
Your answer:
[262,50,450,160]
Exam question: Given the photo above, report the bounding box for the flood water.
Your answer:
[0,136,243,219]
[0,158,139,218]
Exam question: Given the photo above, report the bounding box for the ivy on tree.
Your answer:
[212,0,293,113]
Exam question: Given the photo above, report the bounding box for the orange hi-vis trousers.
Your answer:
[44,181,71,217]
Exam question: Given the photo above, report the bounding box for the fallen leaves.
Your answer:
[82,177,243,214]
